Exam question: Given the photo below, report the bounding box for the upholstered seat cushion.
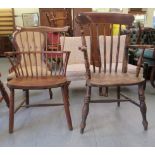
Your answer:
[135,48,155,59]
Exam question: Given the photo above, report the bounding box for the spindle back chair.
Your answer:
[6,26,72,133]
[8,26,68,78]
[76,12,148,133]
[8,26,69,100]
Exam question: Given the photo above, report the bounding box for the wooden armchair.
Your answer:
[0,73,9,107]
[6,26,72,133]
[8,26,69,99]
[76,12,148,134]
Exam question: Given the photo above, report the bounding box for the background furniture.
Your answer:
[6,26,72,133]
[128,25,155,87]
[76,12,148,134]
[39,8,72,36]
[0,8,15,57]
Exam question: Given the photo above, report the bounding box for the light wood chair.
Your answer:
[76,12,148,134]
[6,27,72,133]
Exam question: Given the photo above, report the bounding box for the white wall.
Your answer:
[14,8,39,26]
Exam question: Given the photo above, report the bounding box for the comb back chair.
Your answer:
[76,12,148,134]
[8,26,69,99]
[6,26,72,133]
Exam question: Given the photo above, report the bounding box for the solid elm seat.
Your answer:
[90,73,144,86]
[7,76,68,89]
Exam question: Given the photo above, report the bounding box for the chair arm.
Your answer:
[128,44,155,49]
[4,52,19,73]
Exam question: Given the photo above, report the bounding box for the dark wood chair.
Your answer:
[6,28,72,133]
[0,73,9,107]
[76,12,148,134]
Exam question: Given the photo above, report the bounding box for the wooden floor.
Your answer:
[0,58,155,146]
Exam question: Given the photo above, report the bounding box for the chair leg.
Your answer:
[117,86,120,107]
[80,86,91,134]
[99,87,108,97]
[150,66,155,88]
[0,80,9,107]
[138,83,148,130]
[61,84,73,130]
[143,63,149,90]
[25,90,29,107]
[49,88,53,99]
[9,88,14,133]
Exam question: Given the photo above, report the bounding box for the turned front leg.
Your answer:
[138,83,148,130]
[9,88,14,133]
[80,86,91,134]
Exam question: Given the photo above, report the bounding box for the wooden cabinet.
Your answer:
[0,8,15,56]
[39,8,72,36]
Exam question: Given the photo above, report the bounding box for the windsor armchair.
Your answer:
[8,26,69,99]
[76,12,148,134]
[0,73,9,107]
[6,27,72,133]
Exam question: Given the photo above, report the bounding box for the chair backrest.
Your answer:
[12,26,69,52]
[76,12,134,78]
[6,51,70,78]
[12,27,45,52]
[8,26,70,78]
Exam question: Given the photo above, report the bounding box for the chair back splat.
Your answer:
[76,12,137,78]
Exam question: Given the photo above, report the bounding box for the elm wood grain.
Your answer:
[0,73,9,107]
[76,12,148,134]
[6,51,72,133]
